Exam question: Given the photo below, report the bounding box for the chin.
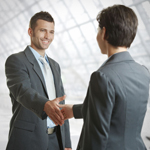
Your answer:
[43,46,49,49]
[41,45,49,50]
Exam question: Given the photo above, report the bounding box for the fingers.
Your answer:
[54,113,64,126]
[50,115,58,126]
[44,100,65,126]
[55,107,64,120]
[49,113,64,126]
[48,107,64,126]
[60,108,69,120]
[57,104,66,108]
[61,108,66,117]
[62,113,67,120]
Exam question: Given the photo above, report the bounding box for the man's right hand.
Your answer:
[44,95,66,126]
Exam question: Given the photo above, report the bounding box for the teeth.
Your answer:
[42,41,49,44]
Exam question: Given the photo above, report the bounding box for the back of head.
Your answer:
[97,5,138,48]
[29,11,54,30]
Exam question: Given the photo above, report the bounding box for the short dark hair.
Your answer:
[96,5,138,48]
[29,11,54,30]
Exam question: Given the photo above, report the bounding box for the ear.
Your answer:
[101,27,106,41]
[28,28,32,36]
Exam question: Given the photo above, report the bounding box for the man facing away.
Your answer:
[59,5,150,150]
[5,11,71,150]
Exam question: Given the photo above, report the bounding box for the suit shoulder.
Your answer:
[141,65,150,80]
[91,71,115,95]
[6,51,24,61]
[91,70,112,83]
[130,61,150,81]
[5,51,25,66]
[142,65,150,73]
[97,65,114,78]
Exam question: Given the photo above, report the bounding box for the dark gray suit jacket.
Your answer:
[5,46,71,150]
[73,51,150,150]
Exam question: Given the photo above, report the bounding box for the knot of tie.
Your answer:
[39,57,49,70]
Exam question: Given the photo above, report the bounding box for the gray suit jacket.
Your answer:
[5,46,71,150]
[73,51,150,150]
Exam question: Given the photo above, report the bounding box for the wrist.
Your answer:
[43,100,49,112]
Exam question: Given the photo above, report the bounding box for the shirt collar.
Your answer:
[28,46,49,63]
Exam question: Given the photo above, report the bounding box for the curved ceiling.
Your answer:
[0,0,150,105]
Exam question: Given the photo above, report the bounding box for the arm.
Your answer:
[5,54,47,119]
[81,71,115,150]
[5,54,64,125]
[59,103,83,120]
[73,104,83,119]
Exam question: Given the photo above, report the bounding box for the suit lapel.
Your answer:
[24,46,48,97]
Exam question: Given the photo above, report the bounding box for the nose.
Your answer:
[44,31,50,39]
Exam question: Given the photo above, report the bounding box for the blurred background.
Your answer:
[0,0,150,149]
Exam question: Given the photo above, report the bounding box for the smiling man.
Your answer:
[5,11,71,150]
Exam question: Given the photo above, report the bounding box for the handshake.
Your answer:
[44,95,74,126]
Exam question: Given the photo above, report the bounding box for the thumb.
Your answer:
[58,104,66,108]
[55,95,66,103]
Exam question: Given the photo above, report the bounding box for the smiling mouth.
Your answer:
[41,40,50,44]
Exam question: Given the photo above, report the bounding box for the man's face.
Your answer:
[29,19,54,52]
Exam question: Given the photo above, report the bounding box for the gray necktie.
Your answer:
[39,57,56,128]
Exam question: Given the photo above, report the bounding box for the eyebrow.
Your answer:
[40,28,55,32]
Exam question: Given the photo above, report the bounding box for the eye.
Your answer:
[50,31,54,34]
[40,29,45,32]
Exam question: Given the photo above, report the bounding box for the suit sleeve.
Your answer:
[73,104,83,119]
[5,54,49,120]
[81,71,115,150]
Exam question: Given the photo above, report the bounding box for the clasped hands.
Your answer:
[44,95,73,126]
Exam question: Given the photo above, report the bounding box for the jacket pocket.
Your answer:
[6,120,35,150]
[14,119,35,132]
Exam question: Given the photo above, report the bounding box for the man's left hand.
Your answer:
[65,148,72,150]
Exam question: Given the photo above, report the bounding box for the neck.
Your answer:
[30,45,45,57]
[107,44,127,58]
